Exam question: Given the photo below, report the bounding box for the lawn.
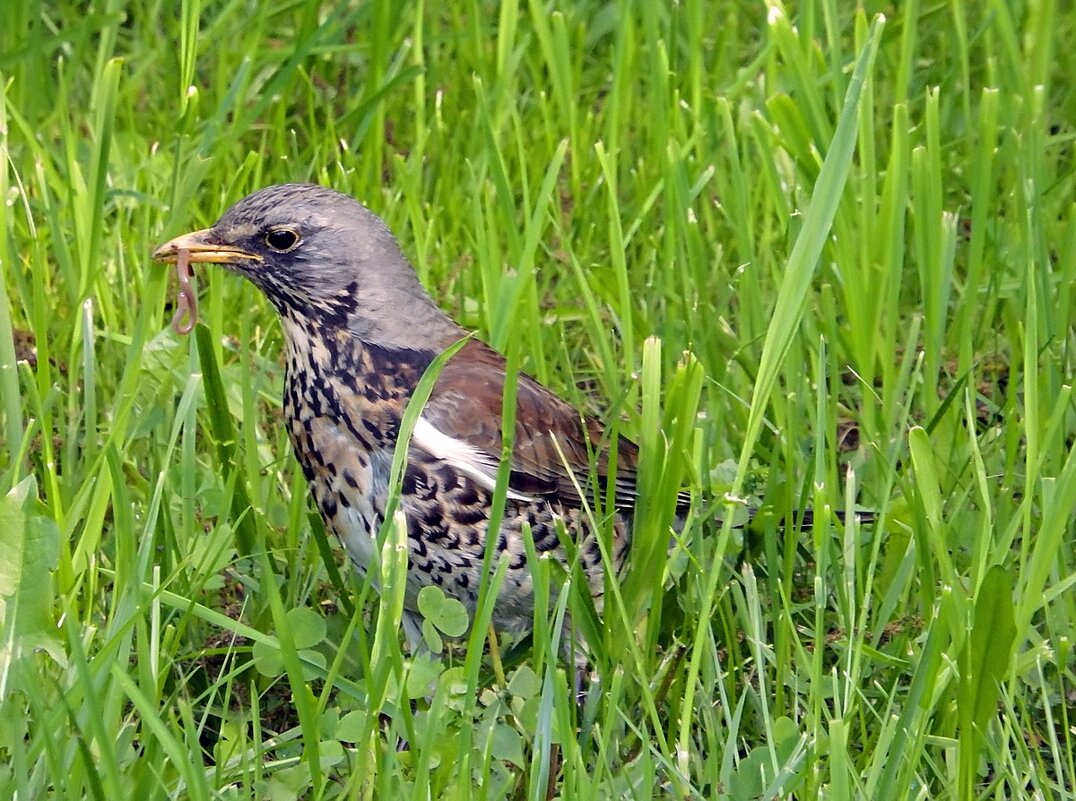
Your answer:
[1,1,1074,799]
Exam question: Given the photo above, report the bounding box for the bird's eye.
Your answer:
[265,227,301,252]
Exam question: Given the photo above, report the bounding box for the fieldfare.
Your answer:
[153,183,654,642]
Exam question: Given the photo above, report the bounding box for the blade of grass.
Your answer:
[678,14,886,781]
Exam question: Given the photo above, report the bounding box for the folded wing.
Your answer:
[413,340,640,509]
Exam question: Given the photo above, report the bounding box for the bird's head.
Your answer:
[153,183,460,347]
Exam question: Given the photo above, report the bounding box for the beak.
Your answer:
[152,228,263,265]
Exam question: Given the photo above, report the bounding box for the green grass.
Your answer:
[1,0,1074,798]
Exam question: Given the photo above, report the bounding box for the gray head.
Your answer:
[153,183,462,349]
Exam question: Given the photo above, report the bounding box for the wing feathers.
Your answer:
[411,417,539,502]
[416,340,639,509]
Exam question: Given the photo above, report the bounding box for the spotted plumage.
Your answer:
[153,183,639,637]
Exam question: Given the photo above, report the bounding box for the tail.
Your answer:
[770,508,877,528]
[672,494,876,530]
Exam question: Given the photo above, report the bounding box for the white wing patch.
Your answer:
[412,417,537,503]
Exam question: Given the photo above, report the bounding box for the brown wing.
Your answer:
[418,340,639,509]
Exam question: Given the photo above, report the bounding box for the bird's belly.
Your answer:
[287,413,389,576]
[332,503,378,578]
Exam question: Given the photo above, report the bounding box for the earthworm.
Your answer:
[171,248,196,335]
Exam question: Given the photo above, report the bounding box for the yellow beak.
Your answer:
[152,229,263,264]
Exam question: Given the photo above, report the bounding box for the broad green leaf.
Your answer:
[0,476,63,677]
[958,564,1017,794]
[286,606,327,651]
[252,638,284,678]
[965,566,1017,727]
[417,584,470,638]
[335,711,366,744]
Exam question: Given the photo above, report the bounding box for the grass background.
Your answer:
[1,0,1074,798]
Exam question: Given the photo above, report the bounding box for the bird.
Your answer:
[153,183,650,644]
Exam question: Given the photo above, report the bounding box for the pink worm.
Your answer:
[171,248,196,335]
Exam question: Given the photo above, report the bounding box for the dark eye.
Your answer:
[265,227,300,252]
